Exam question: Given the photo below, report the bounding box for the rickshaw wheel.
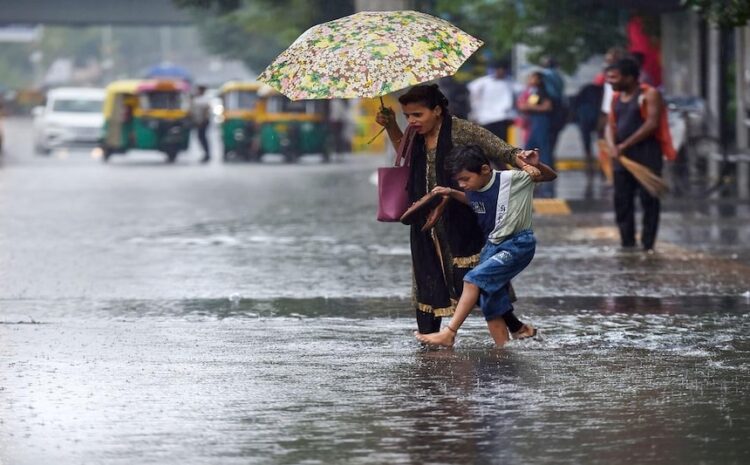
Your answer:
[101,148,112,163]
[165,150,178,163]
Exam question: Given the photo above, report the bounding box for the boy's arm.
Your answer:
[431,186,469,204]
[530,162,557,183]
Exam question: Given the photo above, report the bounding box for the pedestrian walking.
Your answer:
[467,60,519,143]
[518,71,554,198]
[598,48,626,123]
[192,85,212,163]
[605,57,670,252]
[328,98,351,156]
[375,84,540,338]
[415,144,556,347]
[572,83,605,183]
[540,56,567,156]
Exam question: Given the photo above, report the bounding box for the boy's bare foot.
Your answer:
[512,323,537,340]
[414,327,456,347]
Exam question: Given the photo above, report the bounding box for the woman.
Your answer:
[518,71,554,198]
[376,84,539,338]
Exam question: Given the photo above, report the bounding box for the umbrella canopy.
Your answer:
[144,64,192,82]
[258,10,483,100]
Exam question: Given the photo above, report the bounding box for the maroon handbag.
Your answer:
[377,126,417,222]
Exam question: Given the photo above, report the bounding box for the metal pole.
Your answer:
[707,26,722,194]
[736,27,749,199]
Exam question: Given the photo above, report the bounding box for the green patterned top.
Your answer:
[425,117,521,189]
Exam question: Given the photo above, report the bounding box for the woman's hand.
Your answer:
[522,164,542,179]
[517,149,540,167]
[431,186,453,197]
[375,106,397,129]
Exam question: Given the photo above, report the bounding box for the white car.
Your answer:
[32,87,105,154]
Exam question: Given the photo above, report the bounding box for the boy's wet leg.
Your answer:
[415,283,480,347]
[486,318,510,347]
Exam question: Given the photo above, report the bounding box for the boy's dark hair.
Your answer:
[606,57,640,80]
[398,84,449,111]
[449,145,490,175]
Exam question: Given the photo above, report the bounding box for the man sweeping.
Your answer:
[605,57,674,253]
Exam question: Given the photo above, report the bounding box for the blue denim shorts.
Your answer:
[464,229,536,321]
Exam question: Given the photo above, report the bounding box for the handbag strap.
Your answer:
[394,125,417,168]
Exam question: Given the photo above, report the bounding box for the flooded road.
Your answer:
[1,117,749,464]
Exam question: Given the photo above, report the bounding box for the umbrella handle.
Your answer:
[366,127,386,145]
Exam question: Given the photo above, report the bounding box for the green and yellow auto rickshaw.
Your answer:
[218,81,263,161]
[256,87,330,163]
[101,79,192,163]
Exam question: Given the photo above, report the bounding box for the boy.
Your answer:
[415,145,556,347]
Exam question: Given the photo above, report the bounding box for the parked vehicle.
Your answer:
[32,87,105,154]
[258,87,330,163]
[218,81,264,161]
[100,79,191,163]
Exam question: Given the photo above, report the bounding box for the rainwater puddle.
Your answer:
[1,296,748,464]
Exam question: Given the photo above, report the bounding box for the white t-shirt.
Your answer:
[467,170,535,244]
[601,83,614,114]
[467,75,518,125]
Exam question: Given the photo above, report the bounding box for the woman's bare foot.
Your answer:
[414,328,455,347]
[512,323,537,340]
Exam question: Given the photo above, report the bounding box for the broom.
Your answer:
[619,155,669,197]
[596,139,614,185]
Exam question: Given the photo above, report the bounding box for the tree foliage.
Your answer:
[175,0,629,75]
[683,0,750,28]
[174,0,354,73]
[433,0,626,74]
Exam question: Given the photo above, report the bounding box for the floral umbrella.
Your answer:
[257,10,483,101]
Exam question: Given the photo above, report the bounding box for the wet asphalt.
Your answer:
[1,117,749,464]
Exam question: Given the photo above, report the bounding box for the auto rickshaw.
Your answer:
[218,81,263,161]
[101,79,191,163]
[256,86,330,163]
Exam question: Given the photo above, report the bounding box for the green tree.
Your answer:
[433,0,627,74]
[175,0,354,73]
[175,0,630,75]
[683,0,750,28]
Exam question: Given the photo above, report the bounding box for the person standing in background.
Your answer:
[518,71,554,198]
[467,60,520,144]
[596,47,627,185]
[540,56,567,157]
[605,58,666,252]
[598,47,626,123]
[192,85,212,164]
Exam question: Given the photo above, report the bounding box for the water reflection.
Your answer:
[1,298,748,464]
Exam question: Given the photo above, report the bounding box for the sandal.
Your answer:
[512,324,538,340]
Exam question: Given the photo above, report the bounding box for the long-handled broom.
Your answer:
[619,155,669,197]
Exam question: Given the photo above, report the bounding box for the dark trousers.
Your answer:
[197,123,210,156]
[614,169,660,249]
